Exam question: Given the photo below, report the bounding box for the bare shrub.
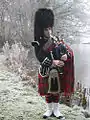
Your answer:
[2,41,38,88]
[3,41,28,72]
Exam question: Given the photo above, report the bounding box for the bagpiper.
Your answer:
[32,8,75,120]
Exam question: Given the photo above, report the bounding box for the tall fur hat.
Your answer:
[34,8,54,42]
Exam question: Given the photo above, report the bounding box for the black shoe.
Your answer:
[43,115,48,119]
[43,113,53,119]
[57,116,65,120]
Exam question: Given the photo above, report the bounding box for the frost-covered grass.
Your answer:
[0,69,90,120]
[0,53,90,120]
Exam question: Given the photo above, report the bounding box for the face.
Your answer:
[44,27,52,39]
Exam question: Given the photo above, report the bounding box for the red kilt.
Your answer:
[38,43,75,96]
[38,73,49,95]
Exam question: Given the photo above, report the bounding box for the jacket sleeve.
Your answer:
[34,46,52,67]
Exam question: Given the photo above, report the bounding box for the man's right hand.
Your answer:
[52,60,64,67]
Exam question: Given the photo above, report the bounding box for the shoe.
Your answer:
[43,103,53,119]
[57,116,65,120]
[53,102,65,119]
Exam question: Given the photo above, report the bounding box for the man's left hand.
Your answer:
[61,54,67,61]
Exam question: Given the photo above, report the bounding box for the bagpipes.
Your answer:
[32,35,67,94]
[32,35,67,63]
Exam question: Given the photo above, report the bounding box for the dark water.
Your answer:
[71,44,90,88]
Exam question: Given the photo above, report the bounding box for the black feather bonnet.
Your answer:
[34,8,54,42]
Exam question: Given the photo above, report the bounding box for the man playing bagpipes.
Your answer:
[32,8,75,120]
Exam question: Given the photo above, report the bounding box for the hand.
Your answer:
[52,60,64,67]
[61,54,67,61]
